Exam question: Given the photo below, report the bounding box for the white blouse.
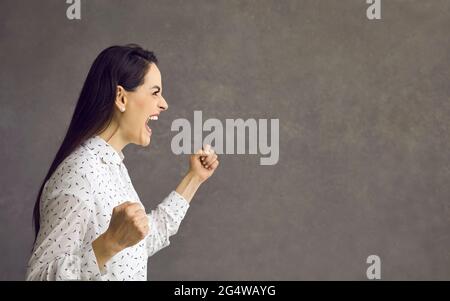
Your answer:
[26,135,190,281]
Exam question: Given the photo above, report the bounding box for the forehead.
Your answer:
[144,63,161,86]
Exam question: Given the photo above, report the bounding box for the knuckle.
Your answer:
[133,204,143,212]
[139,228,147,238]
[125,207,133,216]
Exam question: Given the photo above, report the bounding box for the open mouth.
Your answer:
[145,114,158,135]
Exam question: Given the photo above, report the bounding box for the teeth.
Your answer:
[149,115,158,121]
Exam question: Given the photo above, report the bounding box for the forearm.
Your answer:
[175,171,203,203]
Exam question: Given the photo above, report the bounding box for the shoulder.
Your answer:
[43,143,104,199]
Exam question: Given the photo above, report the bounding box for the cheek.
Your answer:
[134,96,148,109]
[130,95,154,119]
[133,95,159,112]
[125,97,149,130]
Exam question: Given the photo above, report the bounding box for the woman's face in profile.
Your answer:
[118,63,168,147]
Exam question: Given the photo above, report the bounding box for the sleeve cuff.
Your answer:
[51,243,108,280]
[168,190,190,216]
[78,243,108,280]
[173,190,190,206]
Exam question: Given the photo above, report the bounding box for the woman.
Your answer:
[26,44,219,281]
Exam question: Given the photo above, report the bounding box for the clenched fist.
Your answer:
[189,144,219,183]
[103,201,149,253]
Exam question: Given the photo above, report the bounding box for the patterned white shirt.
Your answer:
[26,135,190,281]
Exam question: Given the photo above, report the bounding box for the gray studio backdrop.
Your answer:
[1,0,449,280]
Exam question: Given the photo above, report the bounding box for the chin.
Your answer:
[140,133,151,147]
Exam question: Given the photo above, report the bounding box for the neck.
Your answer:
[98,120,128,154]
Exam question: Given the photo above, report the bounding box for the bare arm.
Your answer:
[92,145,219,269]
[176,145,219,203]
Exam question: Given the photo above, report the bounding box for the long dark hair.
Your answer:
[33,44,158,241]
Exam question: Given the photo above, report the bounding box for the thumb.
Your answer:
[194,148,208,157]
[203,144,211,154]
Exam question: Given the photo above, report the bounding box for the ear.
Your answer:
[115,85,128,111]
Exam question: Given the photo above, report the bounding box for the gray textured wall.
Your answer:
[1,0,450,280]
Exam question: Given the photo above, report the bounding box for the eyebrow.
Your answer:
[151,85,161,91]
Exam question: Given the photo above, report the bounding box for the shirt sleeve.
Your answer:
[26,172,107,281]
[145,190,190,257]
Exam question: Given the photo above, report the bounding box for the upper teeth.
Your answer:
[149,115,158,121]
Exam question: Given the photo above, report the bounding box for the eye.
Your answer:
[152,91,158,96]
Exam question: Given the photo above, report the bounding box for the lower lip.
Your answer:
[145,123,152,135]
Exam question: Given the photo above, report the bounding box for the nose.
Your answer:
[159,96,168,112]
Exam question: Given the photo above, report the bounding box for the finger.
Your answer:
[201,148,213,158]
[142,224,150,236]
[139,215,149,224]
[127,202,144,211]
[125,203,145,216]
[203,158,217,169]
[138,219,150,235]
[134,216,149,227]
[209,160,219,170]
[204,153,218,166]
[198,150,211,164]
[195,148,207,156]
[140,219,149,229]
[203,153,218,167]
[208,147,215,158]
[135,223,149,238]
[203,144,211,155]
[133,208,147,218]
[195,149,208,161]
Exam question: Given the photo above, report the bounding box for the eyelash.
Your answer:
[153,91,159,96]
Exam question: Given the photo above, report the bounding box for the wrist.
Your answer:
[175,171,203,204]
[186,171,203,186]
[94,231,121,258]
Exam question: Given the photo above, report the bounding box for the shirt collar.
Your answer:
[83,135,125,165]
